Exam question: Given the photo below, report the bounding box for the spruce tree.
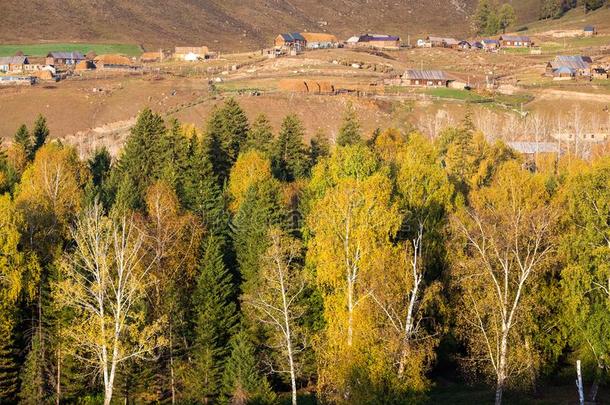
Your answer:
[18,337,45,405]
[221,330,276,405]
[109,108,167,209]
[14,124,31,159]
[244,114,274,156]
[271,115,309,182]
[88,147,112,208]
[183,235,238,401]
[310,128,330,167]
[183,136,230,243]
[337,103,362,147]
[0,308,18,402]
[233,179,288,292]
[31,114,50,158]
[159,119,191,200]
[205,99,250,184]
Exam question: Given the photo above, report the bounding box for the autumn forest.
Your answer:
[0,100,609,405]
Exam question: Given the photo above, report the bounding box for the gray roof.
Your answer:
[403,69,450,81]
[507,142,560,154]
[47,51,85,60]
[0,56,28,65]
[551,55,590,70]
[500,35,531,42]
[280,33,306,42]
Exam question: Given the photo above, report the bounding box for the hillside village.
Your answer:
[1,8,610,161]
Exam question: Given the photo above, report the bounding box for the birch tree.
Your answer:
[244,228,306,405]
[451,162,556,405]
[54,203,166,405]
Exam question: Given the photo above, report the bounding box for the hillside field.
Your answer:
[0,43,142,57]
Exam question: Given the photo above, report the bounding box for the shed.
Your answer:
[357,34,400,50]
[481,39,500,50]
[593,68,608,79]
[402,70,452,87]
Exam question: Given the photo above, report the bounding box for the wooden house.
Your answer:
[275,33,307,51]
[301,33,339,49]
[402,70,453,87]
[46,52,85,66]
[499,35,532,48]
[0,56,29,73]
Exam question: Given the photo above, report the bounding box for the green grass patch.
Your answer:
[502,47,532,55]
[424,88,489,102]
[0,43,141,57]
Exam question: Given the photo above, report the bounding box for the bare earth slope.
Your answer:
[1,0,477,51]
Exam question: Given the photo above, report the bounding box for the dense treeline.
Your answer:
[0,102,609,404]
[539,0,607,19]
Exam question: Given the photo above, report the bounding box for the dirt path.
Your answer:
[536,88,610,103]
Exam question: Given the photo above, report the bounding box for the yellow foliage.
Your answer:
[228,150,273,212]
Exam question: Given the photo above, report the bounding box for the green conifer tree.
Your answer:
[109,108,167,210]
[336,103,362,147]
[309,128,330,167]
[31,114,50,158]
[18,337,45,405]
[0,308,18,402]
[244,114,274,156]
[221,330,276,405]
[14,124,31,159]
[233,179,288,292]
[271,115,309,181]
[183,235,238,401]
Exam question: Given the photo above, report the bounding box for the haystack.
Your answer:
[75,60,95,71]
[94,54,132,67]
[278,79,309,92]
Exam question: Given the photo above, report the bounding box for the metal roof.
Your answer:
[551,55,590,70]
[507,142,560,154]
[584,25,595,31]
[482,39,500,44]
[280,33,306,42]
[500,35,531,42]
[0,56,28,65]
[47,51,85,60]
[360,34,400,42]
[403,69,450,81]
[554,66,576,74]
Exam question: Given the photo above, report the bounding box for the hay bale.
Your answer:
[317,81,335,94]
[278,79,309,92]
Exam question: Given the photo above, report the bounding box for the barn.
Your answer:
[499,35,532,48]
[46,52,85,66]
[481,39,500,50]
[301,33,339,49]
[402,70,453,87]
[0,56,29,73]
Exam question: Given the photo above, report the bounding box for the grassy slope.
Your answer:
[0,43,142,57]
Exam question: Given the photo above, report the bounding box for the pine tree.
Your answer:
[337,103,362,147]
[183,236,238,401]
[244,114,274,156]
[31,114,50,158]
[14,124,31,159]
[158,119,191,201]
[271,114,310,181]
[221,330,276,405]
[222,98,250,159]
[88,147,112,208]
